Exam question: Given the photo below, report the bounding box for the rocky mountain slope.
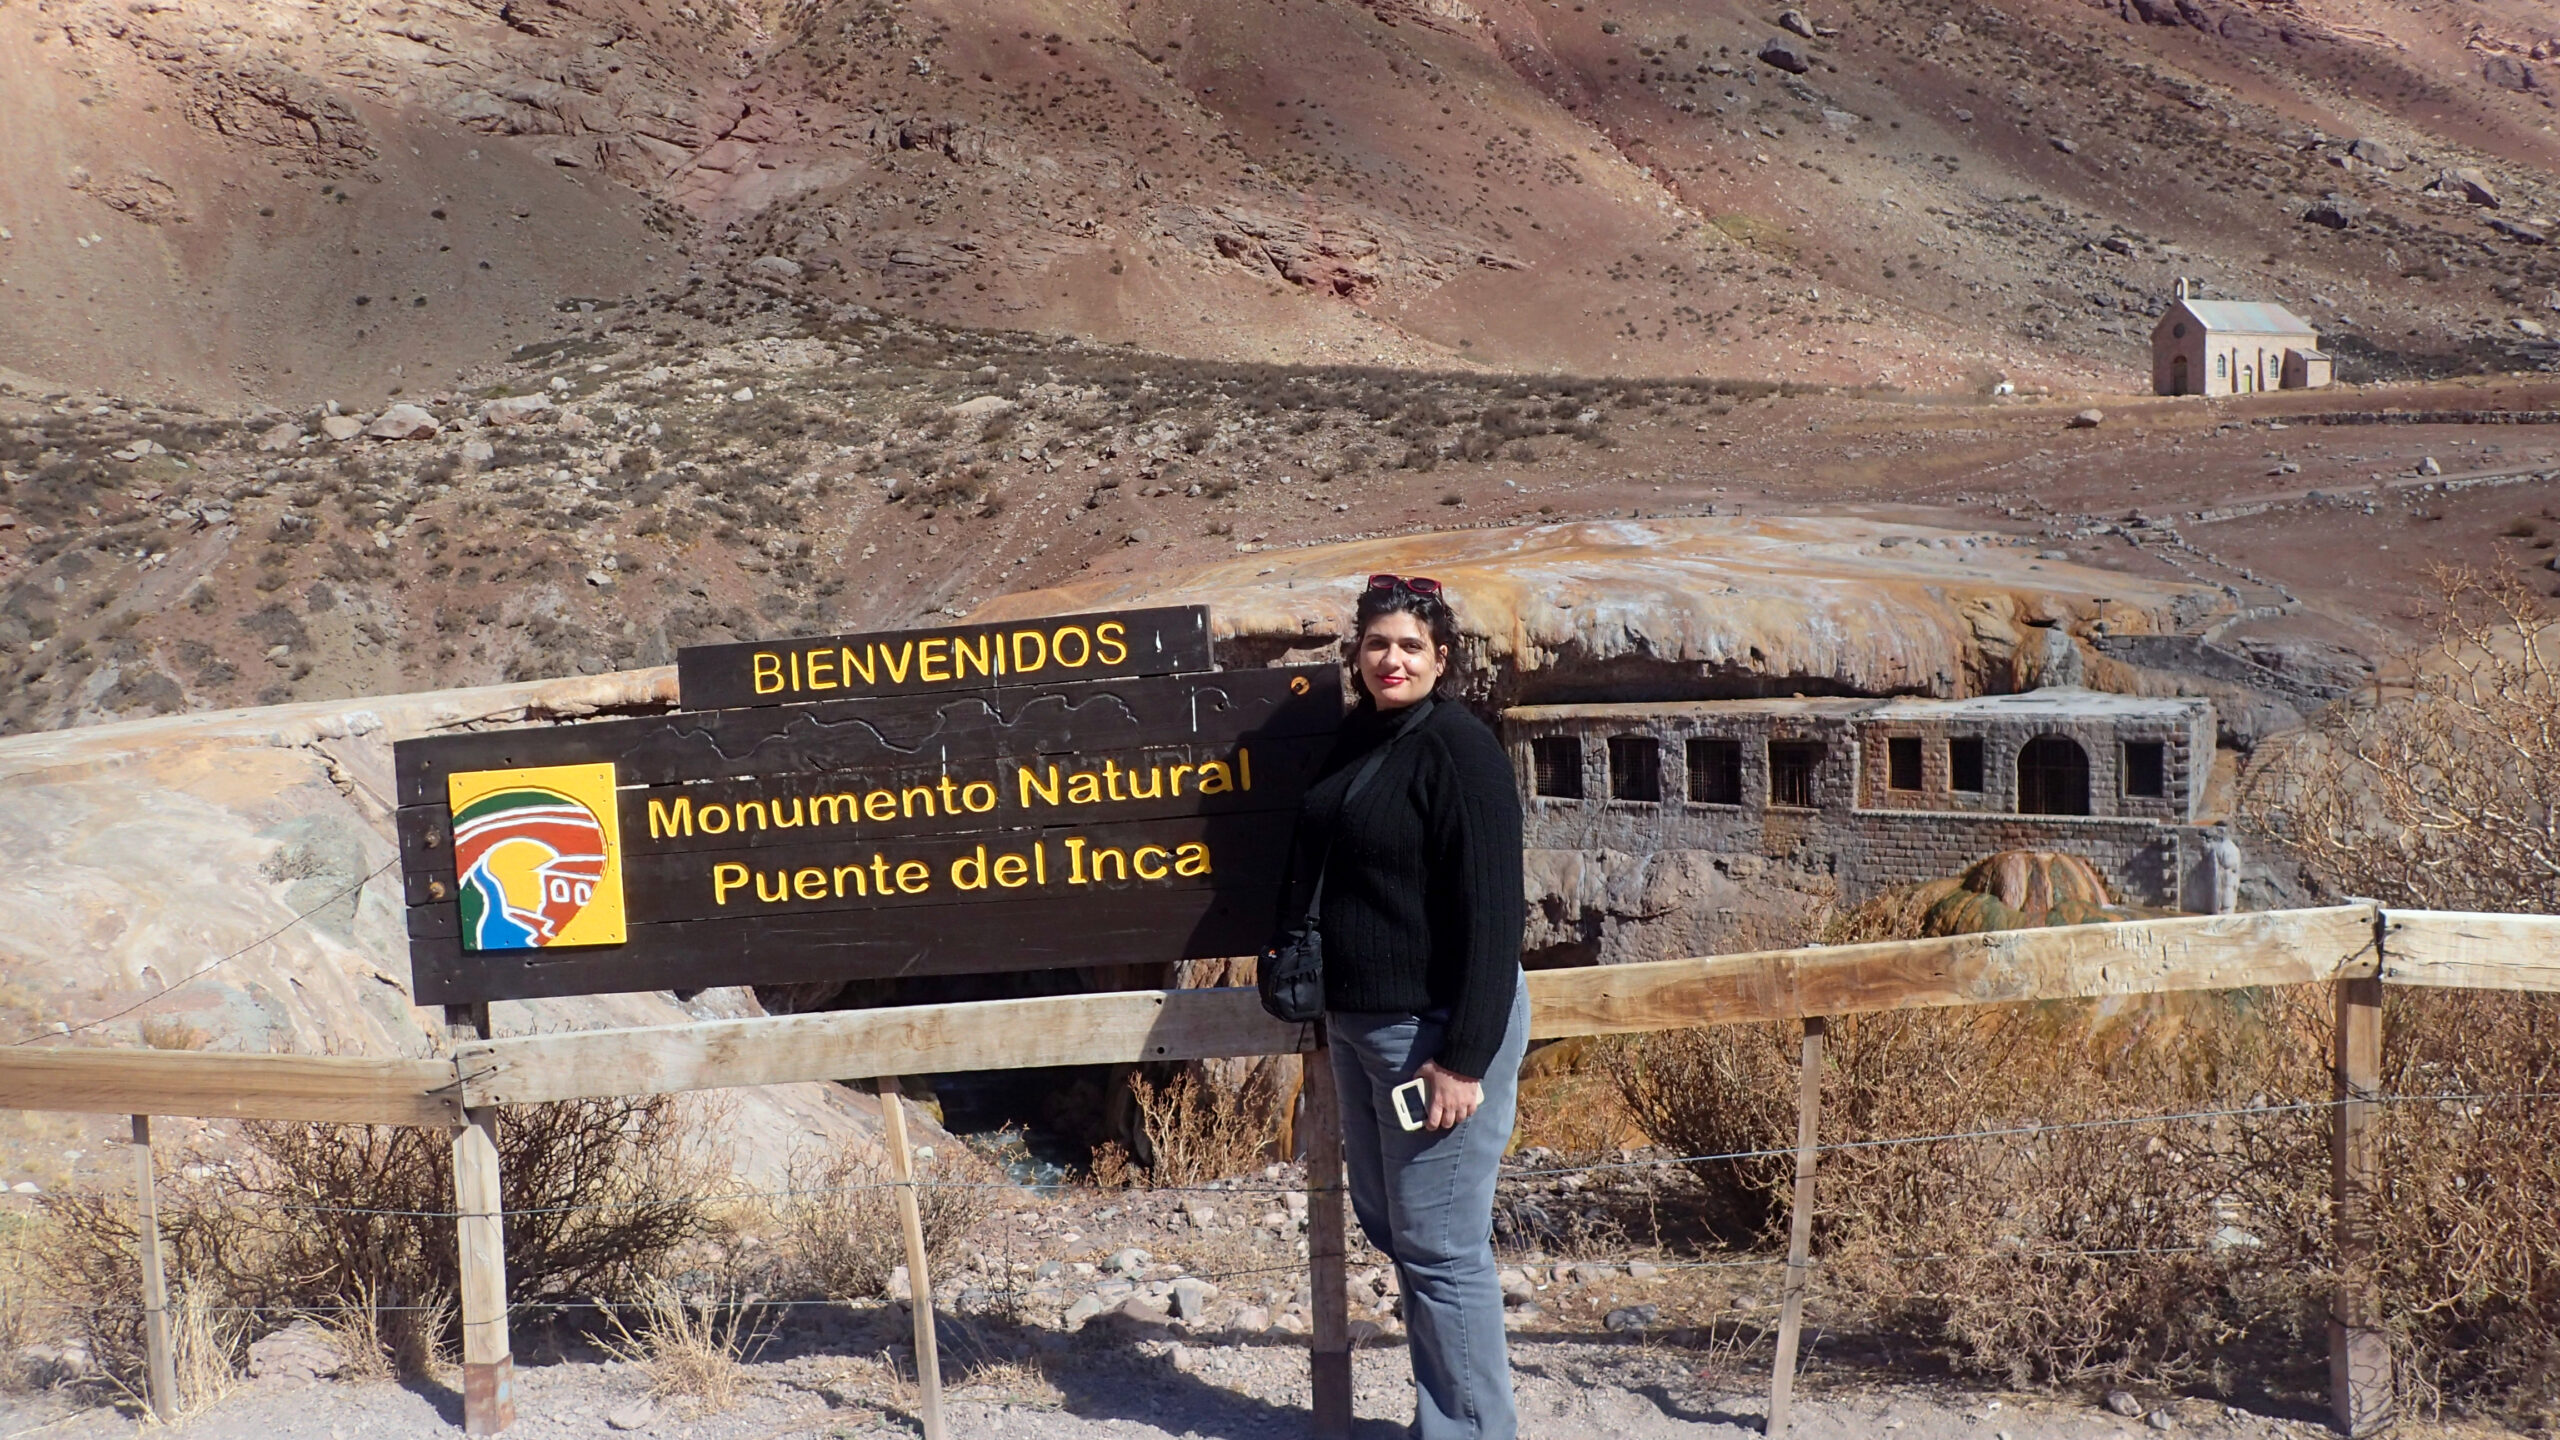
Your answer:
[4,0,2560,404]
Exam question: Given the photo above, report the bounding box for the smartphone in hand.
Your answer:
[1391,1077,1429,1132]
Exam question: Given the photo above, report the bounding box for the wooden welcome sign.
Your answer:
[395,606,1340,1005]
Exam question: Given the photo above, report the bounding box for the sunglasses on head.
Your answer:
[1366,573,1443,596]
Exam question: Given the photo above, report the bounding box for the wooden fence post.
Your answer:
[449,1003,514,1437]
[1766,1016,1827,1437]
[131,1115,177,1423]
[1301,1040,1352,1440]
[2331,975,2391,1436]
[874,1078,947,1440]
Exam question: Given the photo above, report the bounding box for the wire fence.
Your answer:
[8,1084,2543,1222]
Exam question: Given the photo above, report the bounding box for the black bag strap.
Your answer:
[1303,697,1435,927]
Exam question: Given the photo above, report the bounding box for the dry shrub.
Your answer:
[1609,993,2334,1389]
[1127,1068,1281,1186]
[599,1283,770,1414]
[2247,565,2559,914]
[2248,565,2560,1422]
[38,1099,717,1387]
[771,1147,993,1301]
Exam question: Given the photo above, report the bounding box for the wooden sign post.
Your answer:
[390,608,1348,1437]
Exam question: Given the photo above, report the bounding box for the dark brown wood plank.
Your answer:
[392,664,1338,805]
[677,606,1212,711]
[410,885,1279,1004]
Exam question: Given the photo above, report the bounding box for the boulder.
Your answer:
[2443,167,2502,207]
[2301,195,2360,230]
[364,403,441,441]
[2068,408,2105,429]
[1757,37,1810,73]
[947,395,1018,421]
[1776,8,1817,37]
[2489,217,2549,246]
[318,414,364,442]
[478,393,555,426]
[747,255,805,282]
[2346,137,2404,171]
[257,422,304,452]
[2049,135,2078,155]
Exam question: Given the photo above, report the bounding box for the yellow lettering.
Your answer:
[951,845,989,891]
[895,860,930,895]
[794,868,827,900]
[1053,625,1092,668]
[1174,842,1211,877]
[1196,760,1234,795]
[900,785,937,818]
[807,649,837,690]
[918,637,951,683]
[1011,629,1047,674]
[954,633,994,680]
[1088,846,1129,883]
[937,776,961,814]
[1132,845,1170,880]
[754,870,788,903]
[1240,746,1252,790]
[843,645,876,686]
[737,800,768,832]
[789,649,802,693]
[864,790,897,822]
[1169,763,1195,796]
[1095,621,1129,666]
[647,797,692,839]
[713,862,750,904]
[1126,764,1163,801]
[1019,765,1061,807]
[698,805,734,835]
[962,781,997,813]
[1035,840,1048,884]
[993,852,1029,888]
[812,793,860,826]
[771,797,805,830]
[833,863,869,897]
[752,652,784,695]
[1067,772,1103,805]
[882,641,915,685]
[1064,836,1088,884]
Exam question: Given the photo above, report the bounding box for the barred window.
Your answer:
[1687,738,1743,805]
[1608,736,1661,802]
[1530,737,1584,799]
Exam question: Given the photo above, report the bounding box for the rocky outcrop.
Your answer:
[0,670,918,1184]
[971,517,2223,707]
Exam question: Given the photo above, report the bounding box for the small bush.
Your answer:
[1126,1069,1280,1186]
[770,1147,992,1301]
[39,1099,716,1386]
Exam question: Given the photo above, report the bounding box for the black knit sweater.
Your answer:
[1276,695,1526,1079]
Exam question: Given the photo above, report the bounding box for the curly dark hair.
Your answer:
[1350,579,1461,704]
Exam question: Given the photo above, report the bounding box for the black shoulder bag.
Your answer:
[1258,698,1434,1023]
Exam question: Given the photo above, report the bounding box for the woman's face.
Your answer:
[1357,610,1446,709]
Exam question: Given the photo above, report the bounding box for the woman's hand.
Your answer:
[1416,1059,1483,1131]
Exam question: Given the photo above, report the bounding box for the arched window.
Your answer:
[2216,353,2228,378]
[2017,735,2091,815]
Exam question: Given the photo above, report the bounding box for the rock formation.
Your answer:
[0,669,913,1189]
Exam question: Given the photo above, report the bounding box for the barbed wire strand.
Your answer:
[22,1085,2541,1221]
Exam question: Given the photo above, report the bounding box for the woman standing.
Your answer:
[1277,574,1528,1440]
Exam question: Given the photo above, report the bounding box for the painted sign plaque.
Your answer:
[674,605,1212,710]
[396,607,1339,1004]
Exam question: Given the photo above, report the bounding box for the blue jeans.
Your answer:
[1328,978,1530,1440]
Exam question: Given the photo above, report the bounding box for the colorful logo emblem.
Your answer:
[447,763,627,951]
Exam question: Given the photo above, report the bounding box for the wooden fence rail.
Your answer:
[7,904,2560,1437]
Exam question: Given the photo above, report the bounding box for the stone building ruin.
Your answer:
[1504,689,2237,967]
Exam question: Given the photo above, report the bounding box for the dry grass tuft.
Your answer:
[136,1018,209,1052]
[599,1283,769,1414]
